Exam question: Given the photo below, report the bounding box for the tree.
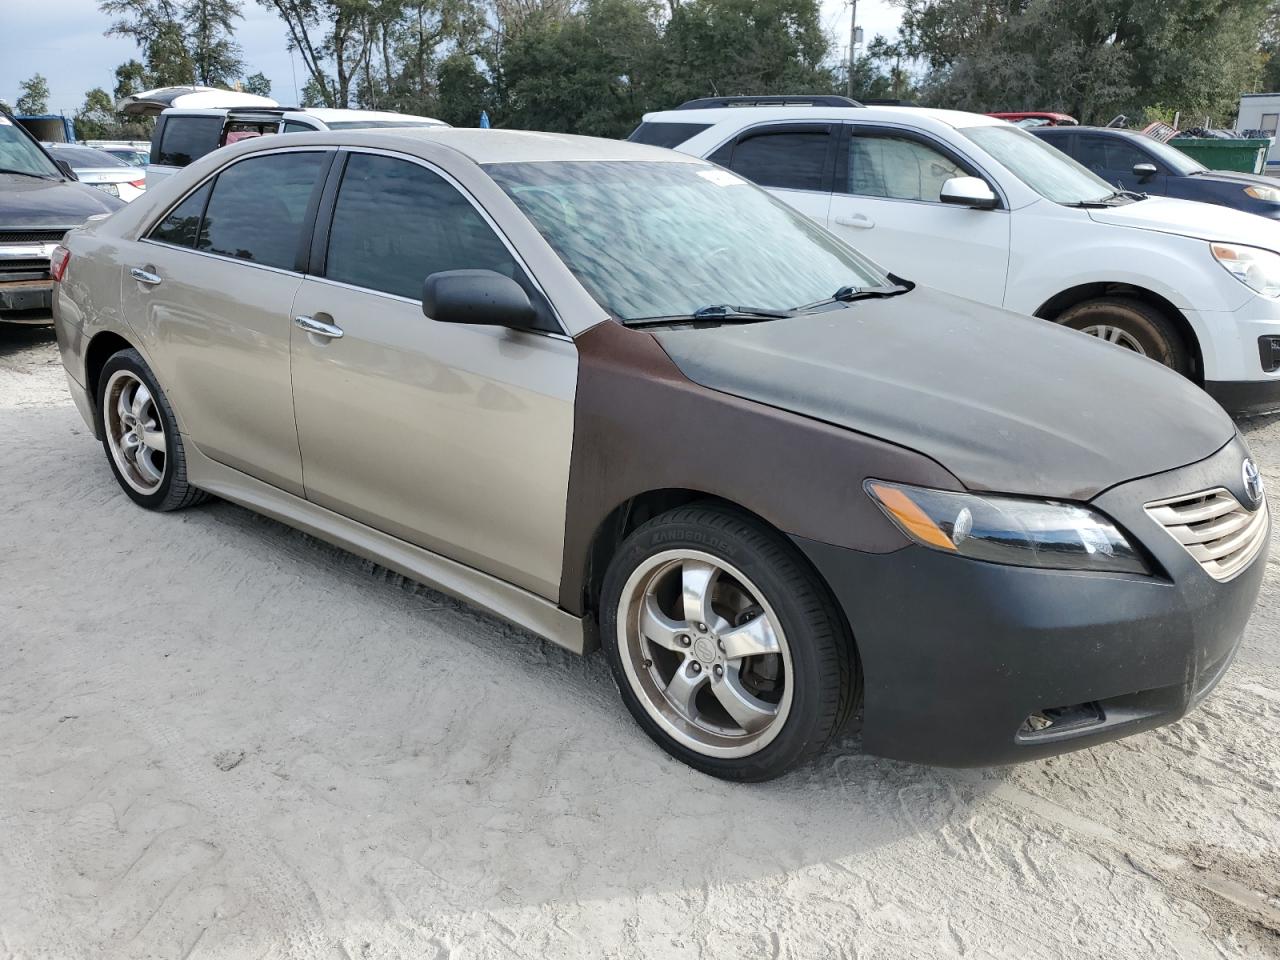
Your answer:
[242,71,272,96]
[435,52,492,126]
[75,88,118,139]
[895,0,1271,124]
[16,74,50,114]
[114,60,150,104]
[187,0,246,85]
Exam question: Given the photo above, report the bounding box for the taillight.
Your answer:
[50,245,71,282]
[129,179,145,189]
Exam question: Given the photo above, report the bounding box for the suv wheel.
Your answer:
[98,348,208,511]
[600,504,858,781]
[1057,297,1190,374]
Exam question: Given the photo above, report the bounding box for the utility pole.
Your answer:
[847,0,858,99]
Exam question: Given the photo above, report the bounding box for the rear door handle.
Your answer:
[294,314,344,339]
[129,267,162,285]
[834,214,875,229]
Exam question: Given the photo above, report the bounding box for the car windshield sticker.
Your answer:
[697,168,747,187]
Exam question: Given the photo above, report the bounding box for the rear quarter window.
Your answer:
[627,122,711,149]
[155,116,224,167]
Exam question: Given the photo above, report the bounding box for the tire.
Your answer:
[96,348,209,511]
[600,503,858,781]
[1057,297,1190,375]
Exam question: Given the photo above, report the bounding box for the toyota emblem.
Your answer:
[1243,458,1264,506]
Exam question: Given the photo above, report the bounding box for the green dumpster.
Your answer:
[1170,137,1270,174]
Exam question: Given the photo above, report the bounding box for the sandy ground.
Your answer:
[1,326,1279,960]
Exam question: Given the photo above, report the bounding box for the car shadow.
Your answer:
[0,323,56,358]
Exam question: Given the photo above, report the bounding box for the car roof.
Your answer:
[285,127,703,165]
[293,108,443,124]
[642,104,1008,131]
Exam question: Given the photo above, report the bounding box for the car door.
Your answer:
[288,150,577,600]
[1078,134,1169,195]
[122,148,332,495]
[826,124,1010,302]
[709,122,837,223]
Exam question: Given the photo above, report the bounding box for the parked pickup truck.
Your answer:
[1,113,121,325]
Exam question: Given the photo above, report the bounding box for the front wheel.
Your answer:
[97,348,208,511]
[600,504,858,781]
[1057,297,1190,375]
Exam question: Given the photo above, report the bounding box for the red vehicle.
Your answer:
[988,111,1079,127]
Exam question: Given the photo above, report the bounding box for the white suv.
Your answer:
[635,96,1280,414]
[145,107,449,187]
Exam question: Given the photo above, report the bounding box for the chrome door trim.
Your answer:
[184,440,591,654]
[139,237,306,279]
[328,145,567,335]
[129,267,162,284]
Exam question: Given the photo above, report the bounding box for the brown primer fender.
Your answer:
[558,319,965,614]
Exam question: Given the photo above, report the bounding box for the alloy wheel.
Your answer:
[104,369,167,495]
[1079,323,1147,354]
[616,549,794,758]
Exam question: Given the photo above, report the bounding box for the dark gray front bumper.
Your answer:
[794,435,1266,767]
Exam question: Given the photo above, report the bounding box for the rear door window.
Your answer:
[155,116,223,167]
[725,126,833,192]
[148,182,213,248]
[198,151,327,270]
[221,119,280,146]
[627,122,711,148]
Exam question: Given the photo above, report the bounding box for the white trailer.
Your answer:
[1236,92,1280,175]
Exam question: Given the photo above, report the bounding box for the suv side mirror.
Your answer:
[1132,162,1158,181]
[422,269,538,329]
[939,176,998,210]
[54,159,78,180]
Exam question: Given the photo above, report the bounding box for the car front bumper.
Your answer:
[794,434,1266,767]
[0,277,53,321]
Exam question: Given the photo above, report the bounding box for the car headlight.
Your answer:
[1245,184,1280,203]
[1211,243,1280,298]
[866,481,1149,574]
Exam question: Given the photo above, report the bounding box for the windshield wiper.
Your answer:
[0,168,57,180]
[1067,189,1144,209]
[792,281,912,313]
[625,304,795,328]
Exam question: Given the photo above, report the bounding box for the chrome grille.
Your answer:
[1145,488,1269,581]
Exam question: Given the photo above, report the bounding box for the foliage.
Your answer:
[895,0,1272,125]
[74,88,118,139]
[100,0,244,87]
[16,74,50,114]
[243,71,273,96]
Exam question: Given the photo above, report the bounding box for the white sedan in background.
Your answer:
[43,143,146,202]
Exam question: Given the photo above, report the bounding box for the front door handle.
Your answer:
[294,314,344,339]
[834,213,875,229]
[129,267,162,285]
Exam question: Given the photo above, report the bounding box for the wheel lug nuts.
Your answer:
[697,622,707,633]
[690,662,701,674]
[717,639,725,651]
[713,664,724,678]
[678,634,691,646]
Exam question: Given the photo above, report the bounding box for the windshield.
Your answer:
[1141,136,1206,175]
[485,160,890,321]
[0,116,61,177]
[962,123,1117,204]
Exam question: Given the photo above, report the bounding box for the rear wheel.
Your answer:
[600,504,858,781]
[98,348,208,511]
[1057,297,1190,375]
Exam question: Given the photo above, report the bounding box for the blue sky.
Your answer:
[0,0,903,115]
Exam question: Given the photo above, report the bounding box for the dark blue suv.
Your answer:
[1032,125,1280,219]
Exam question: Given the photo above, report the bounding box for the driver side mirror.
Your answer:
[939,176,998,210]
[1132,162,1158,181]
[422,269,538,329]
[53,159,77,180]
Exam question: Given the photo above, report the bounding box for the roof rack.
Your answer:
[674,95,864,110]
